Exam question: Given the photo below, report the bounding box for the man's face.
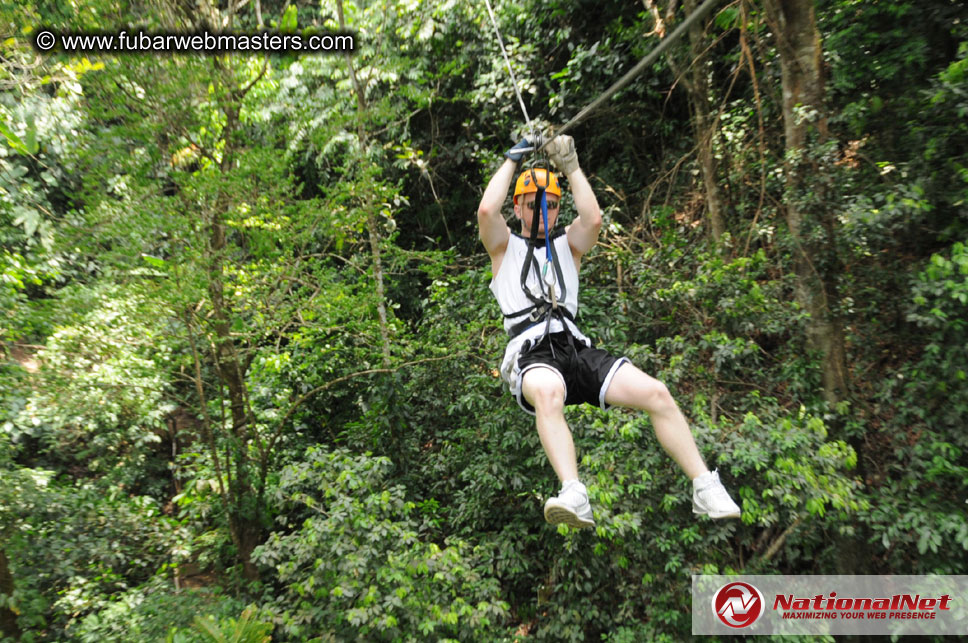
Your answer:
[514,193,561,237]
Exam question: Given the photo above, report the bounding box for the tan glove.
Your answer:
[546,135,579,175]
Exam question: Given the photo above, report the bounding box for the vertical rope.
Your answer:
[483,0,535,140]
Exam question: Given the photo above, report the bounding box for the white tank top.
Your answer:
[489,229,591,385]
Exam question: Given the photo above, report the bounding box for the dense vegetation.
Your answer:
[2,0,966,640]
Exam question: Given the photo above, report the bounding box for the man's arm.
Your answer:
[563,167,602,256]
[547,136,602,257]
[477,158,516,258]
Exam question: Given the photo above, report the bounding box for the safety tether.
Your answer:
[520,168,566,310]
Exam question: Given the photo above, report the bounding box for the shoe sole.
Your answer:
[544,502,595,529]
[693,506,741,520]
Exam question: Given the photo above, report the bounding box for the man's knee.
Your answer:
[607,363,678,413]
[642,379,676,413]
[522,368,565,411]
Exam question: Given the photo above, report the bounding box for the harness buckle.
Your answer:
[528,302,549,323]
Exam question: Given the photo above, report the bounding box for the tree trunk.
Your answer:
[658,0,726,240]
[337,0,393,369]
[764,0,848,406]
[0,549,19,638]
[682,0,726,241]
[204,76,263,582]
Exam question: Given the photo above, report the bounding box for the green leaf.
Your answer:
[714,7,739,30]
[23,113,38,155]
[280,5,298,33]
[141,254,167,269]
[193,615,225,642]
[12,206,40,237]
[0,120,30,155]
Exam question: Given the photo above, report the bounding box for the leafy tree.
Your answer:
[253,447,509,640]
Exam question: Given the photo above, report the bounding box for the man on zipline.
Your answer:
[477,134,741,528]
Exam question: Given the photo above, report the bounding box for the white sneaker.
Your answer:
[692,470,741,519]
[544,480,595,528]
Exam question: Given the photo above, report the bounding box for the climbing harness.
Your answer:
[502,168,576,358]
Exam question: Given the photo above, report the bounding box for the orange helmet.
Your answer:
[513,168,562,204]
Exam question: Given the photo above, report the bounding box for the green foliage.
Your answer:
[253,447,509,640]
[858,240,968,573]
[909,241,968,333]
[72,582,248,643]
[166,607,273,643]
[715,405,866,526]
[0,470,188,640]
[8,283,172,486]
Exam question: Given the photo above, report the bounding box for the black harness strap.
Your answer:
[506,302,576,338]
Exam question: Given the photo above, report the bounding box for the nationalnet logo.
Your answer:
[713,581,765,628]
[693,575,968,636]
[773,590,952,621]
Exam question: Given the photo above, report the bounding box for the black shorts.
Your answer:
[515,331,628,415]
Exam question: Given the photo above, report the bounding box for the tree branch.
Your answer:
[260,352,467,472]
[760,517,801,564]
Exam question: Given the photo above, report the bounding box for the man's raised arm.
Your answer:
[477,158,516,257]
[547,136,602,257]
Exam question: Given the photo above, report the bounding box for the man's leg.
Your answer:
[521,366,595,527]
[521,366,577,482]
[603,362,707,479]
[603,362,741,519]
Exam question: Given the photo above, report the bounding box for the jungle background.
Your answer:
[1,0,967,640]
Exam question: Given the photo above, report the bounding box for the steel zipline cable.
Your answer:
[482,0,722,149]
